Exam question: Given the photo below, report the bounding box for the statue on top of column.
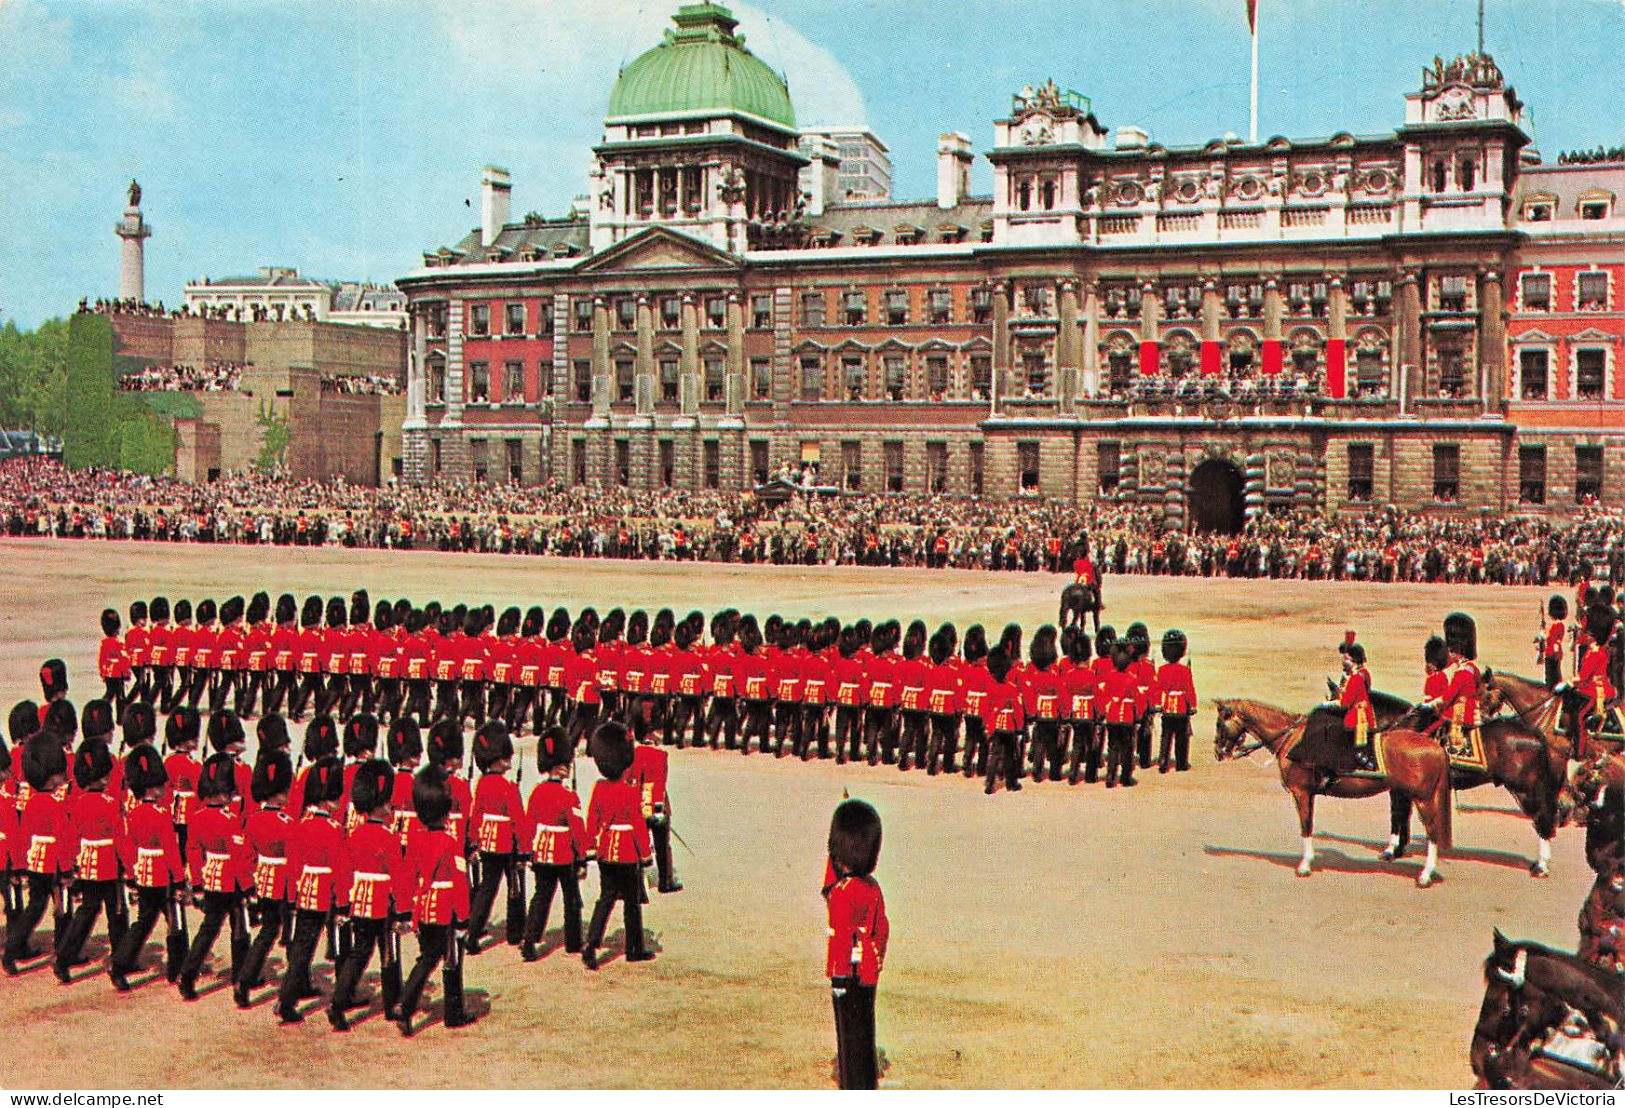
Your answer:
[127,180,141,208]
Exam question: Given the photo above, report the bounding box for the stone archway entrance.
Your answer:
[1188,458,1245,534]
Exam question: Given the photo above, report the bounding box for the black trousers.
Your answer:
[1030,720,1064,781]
[740,701,772,754]
[1106,722,1137,786]
[585,862,646,957]
[566,701,600,753]
[459,679,486,727]
[56,878,127,968]
[237,897,286,988]
[1067,719,1100,783]
[897,710,929,770]
[1158,714,1191,772]
[110,884,183,979]
[799,704,830,760]
[331,916,401,1017]
[1545,656,1563,689]
[398,923,465,1025]
[103,677,129,718]
[467,851,524,946]
[1136,715,1153,769]
[834,706,863,763]
[262,671,295,715]
[926,714,958,774]
[504,685,535,734]
[179,890,248,988]
[772,701,800,755]
[668,695,704,748]
[523,864,583,952]
[151,666,176,712]
[289,672,323,719]
[650,815,678,892]
[705,698,738,750]
[276,908,327,1015]
[862,706,897,764]
[5,872,57,960]
[832,978,879,1090]
[234,671,262,717]
[985,729,1022,793]
[962,717,988,778]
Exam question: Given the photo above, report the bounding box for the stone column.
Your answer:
[116,200,151,303]
[992,280,1011,412]
[680,294,700,414]
[1081,281,1101,397]
[1200,279,1221,344]
[590,297,611,417]
[1263,277,1283,342]
[1057,279,1079,411]
[726,292,746,415]
[1139,281,1160,341]
[635,295,655,415]
[1396,268,1422,414]
[1479,268,1505,414]
[407,311,428,424]
[1329,276,1348,341]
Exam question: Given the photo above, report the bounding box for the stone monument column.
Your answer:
[116,180,151,302]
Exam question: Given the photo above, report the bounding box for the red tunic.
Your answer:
[1577,648,1616,702]
[565,650,601,705]
[981,682,1024,733]
[147,621,173,668]
[897,656,930,713]
[1339,666,1375,730]
[402,826,469,926]
[1100,668,1142,725]
[245,804,295,900]
[671,649,706,698]
[67,790,122,881]
[165,753,201,829]
[98,635,130,680]
[1064,663,1098,720]
[124,625,150,668]
[1434,661,1482,729]
[287,810,351,912]
[525,778,590,866]
[625,744,670,818]
[121,800,185,888]
[0,780,18,872]
[18,791,71,875]
[923,659,961,715]
[586,778,651,864]
[1156,661,1198,715]
[187,804,249,892]
[1021,667,1065,721]
[866,652,900,708]
[344,819,407,920]
[471,772,530,854]
[824,874,889,985]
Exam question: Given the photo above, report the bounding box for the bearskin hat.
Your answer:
[537,727,573,774]
[519,605,543,638]
[304,756,345,807]
[274,593,296,625]
[709,610,735,647]
[343,713,380,758]
[650,615,673,649]
[120,701,155,747]
[174,598,193,624]
[781,620,804,652]
[41,700,76,740]
[684,610,705,641]
[1030,625,1058,671]
[1162,629,1188,664]
[1424,635,1449,671]
[600,608,626,644]
[208,709,246,753]
[124,744,168,797]
[998,623,1023,661]
[963,625,988,665]
[100,608,121,637]
[589,720,634,781]
[1096,625,1117,652]
[1586,604,1616,648]
[393,598,412,627]
[196,598,217,625]
[326,596,348,630]
[570,621,595,655]
[674,620,696,650]
[828,798,882,879]
[837,625,861,660]
[129,599,148,625]
[9,700,40,745]
[73,739,113,790]
[247,591,270,625]
[166,706,200,749]
[387,717,422,767]
[903,620,927,660]
[853,618,872,645]
[1345,642,1367,665]
[463,609,483,637]
[1125,622,1150,655]
[474,721,514,772]
[738,614,762,654]
[20,734,65,791]
[547,607,571,642]
[879,620,902,654]
[1110,640,1133,671]
[437,609,457,637]
[374,601,394,633]
[424,600,443,623]
[626,609,649,646]
[251,751,293,804]
[935,622,958,656]
[150,596,170,623]
[349,759,393,816]
[412,765,453,828]
[1548,594,1568,621]
[303,715,339,761]
[82,698,115,741]
[1443,612,1477,661]
[986,646,1012,684]
[405,608,426,635]
[350,590,370,627]
[257,713,290,754]
[426,718,464,768]
[38,658,67,700]
[299,595,322,629]
[1064,626,1092,665]
[653,607,675,637]
[927,629,951,666]
[220,596,244,625]
[198,753,239,802]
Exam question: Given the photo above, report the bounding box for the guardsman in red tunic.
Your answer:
[340,591,375,720]
[124,599,151,706]
[1125,623,1157,770]
[169,599,198,714]
[581,722,653,970]
[399,607,433,725]
[163,707,202,855]
[340,714,382,832]
[458,607,493,729]
[370,601,404,725]
[538,607,572,731]
[289,715,340,817]
[958,626,992,779]
[771,620,806,758]
[328,759,406,1030]
[484,606,522,734]
[594,609,625,725]
[666,618,707,749]
[147,596,176,714]
[862,621,902,767]
[208,710,254,820]
[618,610,654,742]
[186,598,220,712]
[1425,612,1485,770]
[3,735,70,975]
[824,799,889,1091]
[234,592,272,718]
[211,596,245,716]
[0,735,17,936]
[1333,642,1378,773]
[234,750,294,1008]
[521,728,589,961]
[1568,605,1619,759]
[109,745,185,990]
[466,722,530,952]
[981,647,1026,795]
[425,719,472,853]
[703,611,742,752]
[277,757,349,1024]
[923,626,962,775]
[831,626,868,765]
[315,596,350,721]
[1060,628,1099,785]
[736,615,773,756]
[1023,627,1066,783]
[626,725,681,894]
[1100,641,1141,789]
[386,717,423,841]
[177,754,252,1000]
[396,765,474,1036]
[895,621,931,772]
[798,620,838,761]
[289,596,326,722]
[564,617,603,754]
[1540,595,1569,689]
[98,608,130,716]
[1155,630,1198,774]
[263,594,300,718]
[54,740,126,981]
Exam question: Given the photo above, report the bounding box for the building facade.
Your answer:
[799,125,893,200]
[184,266,407,328]
[395,2,1623,528]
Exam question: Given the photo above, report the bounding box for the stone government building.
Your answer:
[397,1,1623,529]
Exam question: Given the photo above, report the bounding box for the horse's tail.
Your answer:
[1431,750,1455,850]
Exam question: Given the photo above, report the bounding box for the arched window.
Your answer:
[1016,178,1032,211]
[1040,179,1057,209]
[1432,160,1448,193]
[1458,156,1476,191]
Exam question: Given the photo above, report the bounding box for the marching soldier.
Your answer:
[263,594,300,718]
[862,621,902,767]
[108,744,186,990]
[55,738,126,982]
[895,621,930,772]
[124,600,151,707]
[1539,595,1569,689]
[666,619,707,749]
[1100,641,1140,789]
[234,751,294,1009]
[823,798,889,1091]
[213,596,246,716]
[277,756,348,1024]
[958,626,991,780]
[1424,612,1485,770]
[98,608,130,716]
[981,647,1025,796]
[396,765,475,1035]
[147,597,175,714]
[1125,623,1156,770]
[831,626,867,765]
[289,715,339,816]
[176,754,252,1000]
[1024,626,1065,783]
[923,626,962,776]
[1061,628,1099,785]
[386,717,423,839]
[4,734,71,975]
[703,610,742,752]
[289,596,325,721]
[1156,630,1197,773]
[581,721,654,969]
[521,728,589,962]
[626,719,681,894]
[236,592,273,718]
[466,721,529,953]
[164,707,202,855]
[328,759,404,1030]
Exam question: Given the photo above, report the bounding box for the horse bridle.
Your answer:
[1488,683,1560,733]
[1221,712,1303,760]
[1491,948,1529,989]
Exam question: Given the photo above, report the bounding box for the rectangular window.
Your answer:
[842,356,866,401]
[1347,443,1374,502]
[615,297,637,331]
[1438,275,1468,312]
[971,286,992,324]
[750,358,771,401]
[571,439,587,485]
[702,440,721,489]
[538,303,553,336]
[614,439,630,487]
[841,441,863,490]
[799,356,823,402]
[1521,274,1551,312]
[883,441,904,492]
[843,290,867,326]
[573,299,593,333]
[1520,350,1549,400]
[660,296,681,329]
[750,439,770,485]
[1577,272,1608,311]
[1022,352,1049,397]
[926,442,947,493]
[659,357,679,403]
[470,439,488,483]
[883,355,907,401]
[615,358,634,403]
[469,303,490,337]
[1438,347,1466,398]
[573,359,592,403]
[884,289,909,326]
[1576,446,1604,503]
[1356,349,1384,396]
[705,296,727,329]
[926,355,949,399]
[969,441,985,495]
[468,361,490,404]
[704,356,725,402]
[504,360,524,401]
[1108,350,1134,393]
[1519,445,1546,505]
[800,290,826,327]
[751,294,773,330]
[505,302,525,336]
[505,439,523,484]
[429,362,446,403]
[428,305,447,338]
[928,289,952,324]
[1576,350,1606,399]
[1581,202,1609,221]
[1097,442,1121,493]
[970,354,992,399]
[658,440,675,488]
[432,438,442,474]
[1018,440,1040,493]
[1432,443,1460,502]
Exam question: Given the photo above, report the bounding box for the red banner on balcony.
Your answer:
[1139,340,1159,377]
[1261,339,1283,376]
[1326,338,1347,399]
[1200,340,1221,377]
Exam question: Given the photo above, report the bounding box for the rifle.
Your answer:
[165,882,190,982]
[1536,600,1546,669]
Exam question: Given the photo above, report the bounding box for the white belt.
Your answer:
[429,880,454,889]
[300,865,332,875]
[609,823,633,831]
[137,846,163,857]
[174,790,197,798]
[204,851,230,861]
[256,855,286,866]
[481,814,510,822]
[537,824,568,832]
[32,834,56,844]
[353,871,389,882]
[81,838,113,847]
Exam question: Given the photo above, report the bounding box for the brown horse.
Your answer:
[1471,930,1623,1089]
[1213,698,1453,887]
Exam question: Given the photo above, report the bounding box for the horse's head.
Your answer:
[1473,931,1535,1087]
[1480,667,1507,718]
[1568,754,1620,814]
[1213,700,1248,761]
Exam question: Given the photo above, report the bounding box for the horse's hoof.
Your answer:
[1295,864,1312,878]
[1416,874,1434,888]
[1529,862,1549,879]
[1379,849,1396,862]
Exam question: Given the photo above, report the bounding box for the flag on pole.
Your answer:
[1246,0,1258,33]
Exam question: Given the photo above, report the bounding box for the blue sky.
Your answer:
[1,0,1621,328]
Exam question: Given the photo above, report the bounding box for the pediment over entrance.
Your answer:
[577,227,741,273]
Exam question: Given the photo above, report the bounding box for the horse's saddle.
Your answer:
[1287,707,1360,774]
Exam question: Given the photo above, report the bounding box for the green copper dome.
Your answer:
[607,3,795,130]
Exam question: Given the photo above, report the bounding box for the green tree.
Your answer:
[0,317,69,434]
[255,401,290,470]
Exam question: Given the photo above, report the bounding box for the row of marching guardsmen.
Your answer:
[94,593,1198,794]
[2,661,673,1033]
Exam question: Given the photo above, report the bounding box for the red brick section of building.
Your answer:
[395,3,1623,528]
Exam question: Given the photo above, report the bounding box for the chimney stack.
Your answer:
[799,134,841,216]
[481,165,512,248]
[937,132,973,210]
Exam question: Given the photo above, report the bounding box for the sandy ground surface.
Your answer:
[0,538,1598,1089]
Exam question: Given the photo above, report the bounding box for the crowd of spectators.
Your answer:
[1,458,1620,587]
[117,361,248,392]
[320,373,404,396]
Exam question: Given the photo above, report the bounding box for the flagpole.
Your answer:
[1249,0,1260,144]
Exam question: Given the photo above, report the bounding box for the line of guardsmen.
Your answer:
[95,591,1199,796]
[0,654,669,1033]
